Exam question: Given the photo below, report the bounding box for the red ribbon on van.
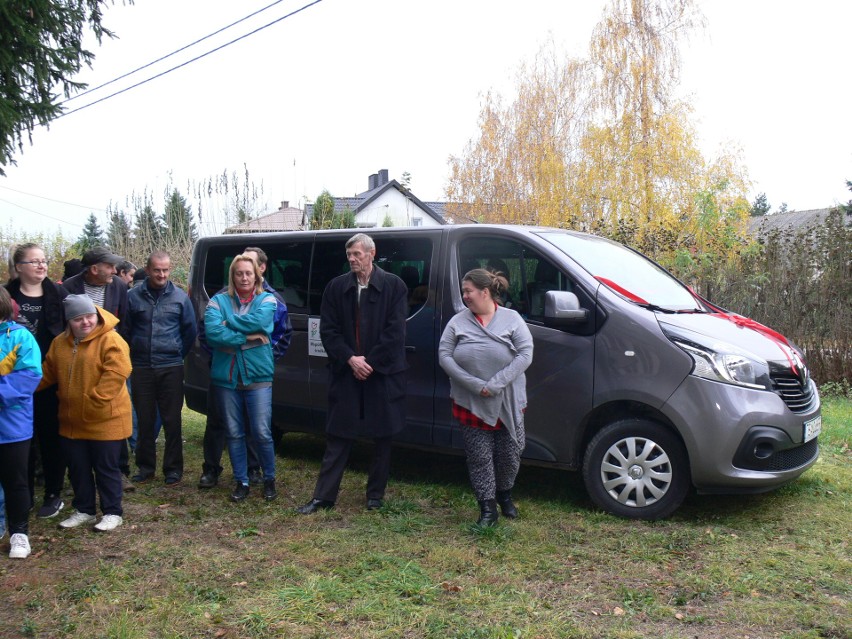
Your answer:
[693,290,801,378]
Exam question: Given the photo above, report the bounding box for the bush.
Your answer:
[694,208,851,384]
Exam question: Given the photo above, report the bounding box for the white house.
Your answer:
[305,169,446,228]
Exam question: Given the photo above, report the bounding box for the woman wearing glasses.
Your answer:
[5,243,69,519]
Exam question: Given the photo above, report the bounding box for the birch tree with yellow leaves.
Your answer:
[446,44,590,227]
[446,0,754,279]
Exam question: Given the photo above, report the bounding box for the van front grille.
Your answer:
[765,439,819,471]
[770,373,816,414]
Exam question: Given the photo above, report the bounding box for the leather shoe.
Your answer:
[296,498,334,514]
[164,474,182,486]
[131,472,153,484]
[496,490,518,519]
[476,499,499,527]
[366,498,383,511]
[198,472,218,489]
[231,482,250,502]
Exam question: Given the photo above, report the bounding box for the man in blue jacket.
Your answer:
[126,251,197,485]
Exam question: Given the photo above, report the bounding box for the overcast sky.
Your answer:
[1,0,850,237]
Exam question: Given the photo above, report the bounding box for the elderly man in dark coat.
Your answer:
[297,233,408,513]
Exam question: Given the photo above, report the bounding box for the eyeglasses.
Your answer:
[17,260,49,266]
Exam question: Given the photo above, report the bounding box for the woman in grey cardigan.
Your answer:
[439,268,533,526]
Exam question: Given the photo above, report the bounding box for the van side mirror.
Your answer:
[543,291,588,326]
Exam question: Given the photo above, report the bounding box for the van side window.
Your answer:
[310,237,434,317]
[263,242,311,314]
[457,237,572,320]
[201,243,312,314]
[203,245,239,298]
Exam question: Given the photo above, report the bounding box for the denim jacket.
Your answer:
[126,280,198,368]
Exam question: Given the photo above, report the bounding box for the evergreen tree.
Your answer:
[311,190,335,229]
[106,206,132,254]
[75,212,105,252]
[135,204,163,256]
[750,193,771,217]
[1,1,122,174]
[162,188,197,248]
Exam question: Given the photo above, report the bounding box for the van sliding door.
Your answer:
[307,233,441,446]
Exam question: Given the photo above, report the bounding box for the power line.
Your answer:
[62,0,290,105]
[0,184,105,211]
[56,0,323,120]
[0,197,86,228]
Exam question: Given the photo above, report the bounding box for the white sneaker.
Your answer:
[9,533,31,559]
[59,511,97,529]
[94,515,123,532]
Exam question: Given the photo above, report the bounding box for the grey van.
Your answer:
[185,225,820,519]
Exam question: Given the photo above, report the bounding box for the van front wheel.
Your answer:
[582,420,690,520]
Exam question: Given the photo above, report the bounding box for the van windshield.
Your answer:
[539,232,702,312]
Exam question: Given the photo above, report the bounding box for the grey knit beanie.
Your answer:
[63,294,97,320]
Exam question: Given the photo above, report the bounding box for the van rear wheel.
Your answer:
[582,419,690,520]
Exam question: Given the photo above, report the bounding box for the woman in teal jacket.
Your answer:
[0,288,42,558]
[204,254,277,503]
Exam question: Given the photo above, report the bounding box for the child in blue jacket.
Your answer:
[0,288,42,559]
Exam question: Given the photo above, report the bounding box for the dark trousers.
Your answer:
[201,388,259,477]
[30,386,66,499]
[119,438,130,477]
[132,365,185,478]
[0,440,31,536]
[312,434,392,503]
[62,437,123,517]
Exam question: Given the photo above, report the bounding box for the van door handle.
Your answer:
[405,345,416,352]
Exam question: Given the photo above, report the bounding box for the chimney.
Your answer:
[378,169,389,186]
[280,201,289,209]
[368,173,378,190]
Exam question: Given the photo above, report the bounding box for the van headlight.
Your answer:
[661,324,771,390]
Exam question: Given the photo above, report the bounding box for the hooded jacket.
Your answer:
[0,321,43,444]
[61,272,129,341]
[37,307,132,441]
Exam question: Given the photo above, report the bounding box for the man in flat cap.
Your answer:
[61,247,129,341]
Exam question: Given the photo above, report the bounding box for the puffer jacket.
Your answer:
[204,290,275,389]
[0,321,42,444]
[126,279,197,368]
[38,307,132,441]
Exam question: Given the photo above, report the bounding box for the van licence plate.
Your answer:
[803,416,822,443]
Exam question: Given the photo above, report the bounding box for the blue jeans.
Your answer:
[214,386,275,485]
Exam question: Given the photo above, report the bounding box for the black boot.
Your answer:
[476,499,499,527]
[496,490,518,519]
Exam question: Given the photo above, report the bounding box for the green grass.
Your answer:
[1,397,849,638]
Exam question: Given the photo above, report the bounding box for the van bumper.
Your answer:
[661,376,821,493]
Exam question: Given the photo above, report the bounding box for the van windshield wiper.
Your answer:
[594,277,705,314]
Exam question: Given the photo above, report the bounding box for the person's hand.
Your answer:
[246,332,269,344]
[480,387,491,397]
[348,355,373,381]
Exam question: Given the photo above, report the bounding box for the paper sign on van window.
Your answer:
[309,318,327,357]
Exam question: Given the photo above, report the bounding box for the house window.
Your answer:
[412,217,422,227]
